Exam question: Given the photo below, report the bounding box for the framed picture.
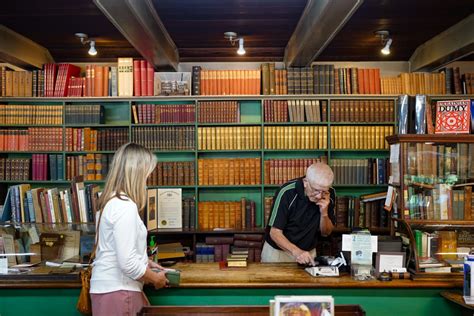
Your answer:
[375,252,406,276]
[274,295,334,316]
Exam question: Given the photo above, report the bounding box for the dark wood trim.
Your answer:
[386,134,474,144]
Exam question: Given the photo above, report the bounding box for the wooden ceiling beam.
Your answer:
[93,0,179,70]
[284,0,363,67]
[409,14,474,72]
[0,25,54,69]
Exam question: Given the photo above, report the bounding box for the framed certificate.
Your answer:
[375,252,406,276]
[157,189,182,228]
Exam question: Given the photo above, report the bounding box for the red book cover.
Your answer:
[133,60,141,96]
[103,66,109,97]
[62,64,81,97]
[140,60,147,96]
[146,61,154,96]
[94,65,103,97]
[368,69,376,94]
[374,68,381,94]
[435,99,471,134]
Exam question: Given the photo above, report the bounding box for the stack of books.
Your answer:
[226,249,249,267]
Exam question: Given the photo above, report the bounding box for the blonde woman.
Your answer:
[90,143,168,315]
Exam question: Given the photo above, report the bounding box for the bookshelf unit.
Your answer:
[387,133,474,280]
[0,94,397,261]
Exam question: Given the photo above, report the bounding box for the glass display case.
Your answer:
[387,134,474,279]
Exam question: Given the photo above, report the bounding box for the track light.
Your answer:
[381,38,392,55]
[374,30,392,56]
[75,33,98,56]
[88,40,97,56]
[224,32,246,56]
[237,38,246,55]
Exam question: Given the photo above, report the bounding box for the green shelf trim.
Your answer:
[0,151,64,154]
[263,122,329,126]
[197,122,261,126]
[65,151,116,154]
[146,185,195,189]
[132,123,195,127]
[198,185,262,189]
[65,124,129,127]
[0,124,63,128]
[329,122,396,125]
[197,150,261,153]
[329,149,389,152]
[263,149,328,152]
[0,180,70,184]
[151,149,195,154]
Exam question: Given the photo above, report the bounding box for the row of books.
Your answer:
[198,126,261,150]
[132,60,155,96]
[198,158,261,186]
[405,143,474,183]
[72,64,117,97]
[330,158,389,185]
[192,67,261,95]
[132,126,195,150]
[383,68,474,95]
[330,100,394,122]
[0,105,63,125]
[146,161,195,186]
[405,184,474,221]
[132,104,195,124]
[335,194,389,229]
[66,154,112,181]
[263,100,327,123]
[264,126,328,150]
[263,158,328,185]
[261,63,288,95]
[198,101,240,123]
[0,68,34,97]
[414,230,459,268]
[32,154,63,181]
[65,105,104,124]
[65,128,129,152]
[0,158,30,181]
[197,198,257,230]
[1,177,99,224]
[330,126,392,150]
[181,197,196,230]
[200,234,264,261]
[0,128,62,152]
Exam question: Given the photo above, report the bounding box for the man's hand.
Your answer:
[292,249,315,266]
[316,191,330,213]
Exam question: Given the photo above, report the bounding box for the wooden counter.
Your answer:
[175,262,462,288]
[0,262,462,289]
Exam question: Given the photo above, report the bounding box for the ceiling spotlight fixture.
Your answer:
[75,33,98,56]
[224,32,246,56]
[237,38,246,55]
[374,30,392,56]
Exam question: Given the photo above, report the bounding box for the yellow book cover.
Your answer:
[117,57,134,96]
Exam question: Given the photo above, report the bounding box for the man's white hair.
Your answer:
[305,162,334,187]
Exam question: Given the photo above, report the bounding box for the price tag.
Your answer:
[0,257,8,274]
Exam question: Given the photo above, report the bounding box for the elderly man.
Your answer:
[261,162,336,265]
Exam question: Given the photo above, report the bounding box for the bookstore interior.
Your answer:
[0,0,474,315]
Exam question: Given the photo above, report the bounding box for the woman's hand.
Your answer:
[151,270,169,289]
[148,260,164,270]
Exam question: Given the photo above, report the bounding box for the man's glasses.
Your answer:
[305,181,330,196]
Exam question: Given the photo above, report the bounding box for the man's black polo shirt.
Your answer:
[264,177,336,251]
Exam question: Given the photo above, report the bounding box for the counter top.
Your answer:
[176,263,461,289]
[0,263,462,289]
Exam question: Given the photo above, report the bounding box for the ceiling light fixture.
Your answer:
[224,32,246,56]
[374,30,392,56]
[75,33,98,56]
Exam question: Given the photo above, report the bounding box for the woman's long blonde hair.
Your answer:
[97,142,157,212]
